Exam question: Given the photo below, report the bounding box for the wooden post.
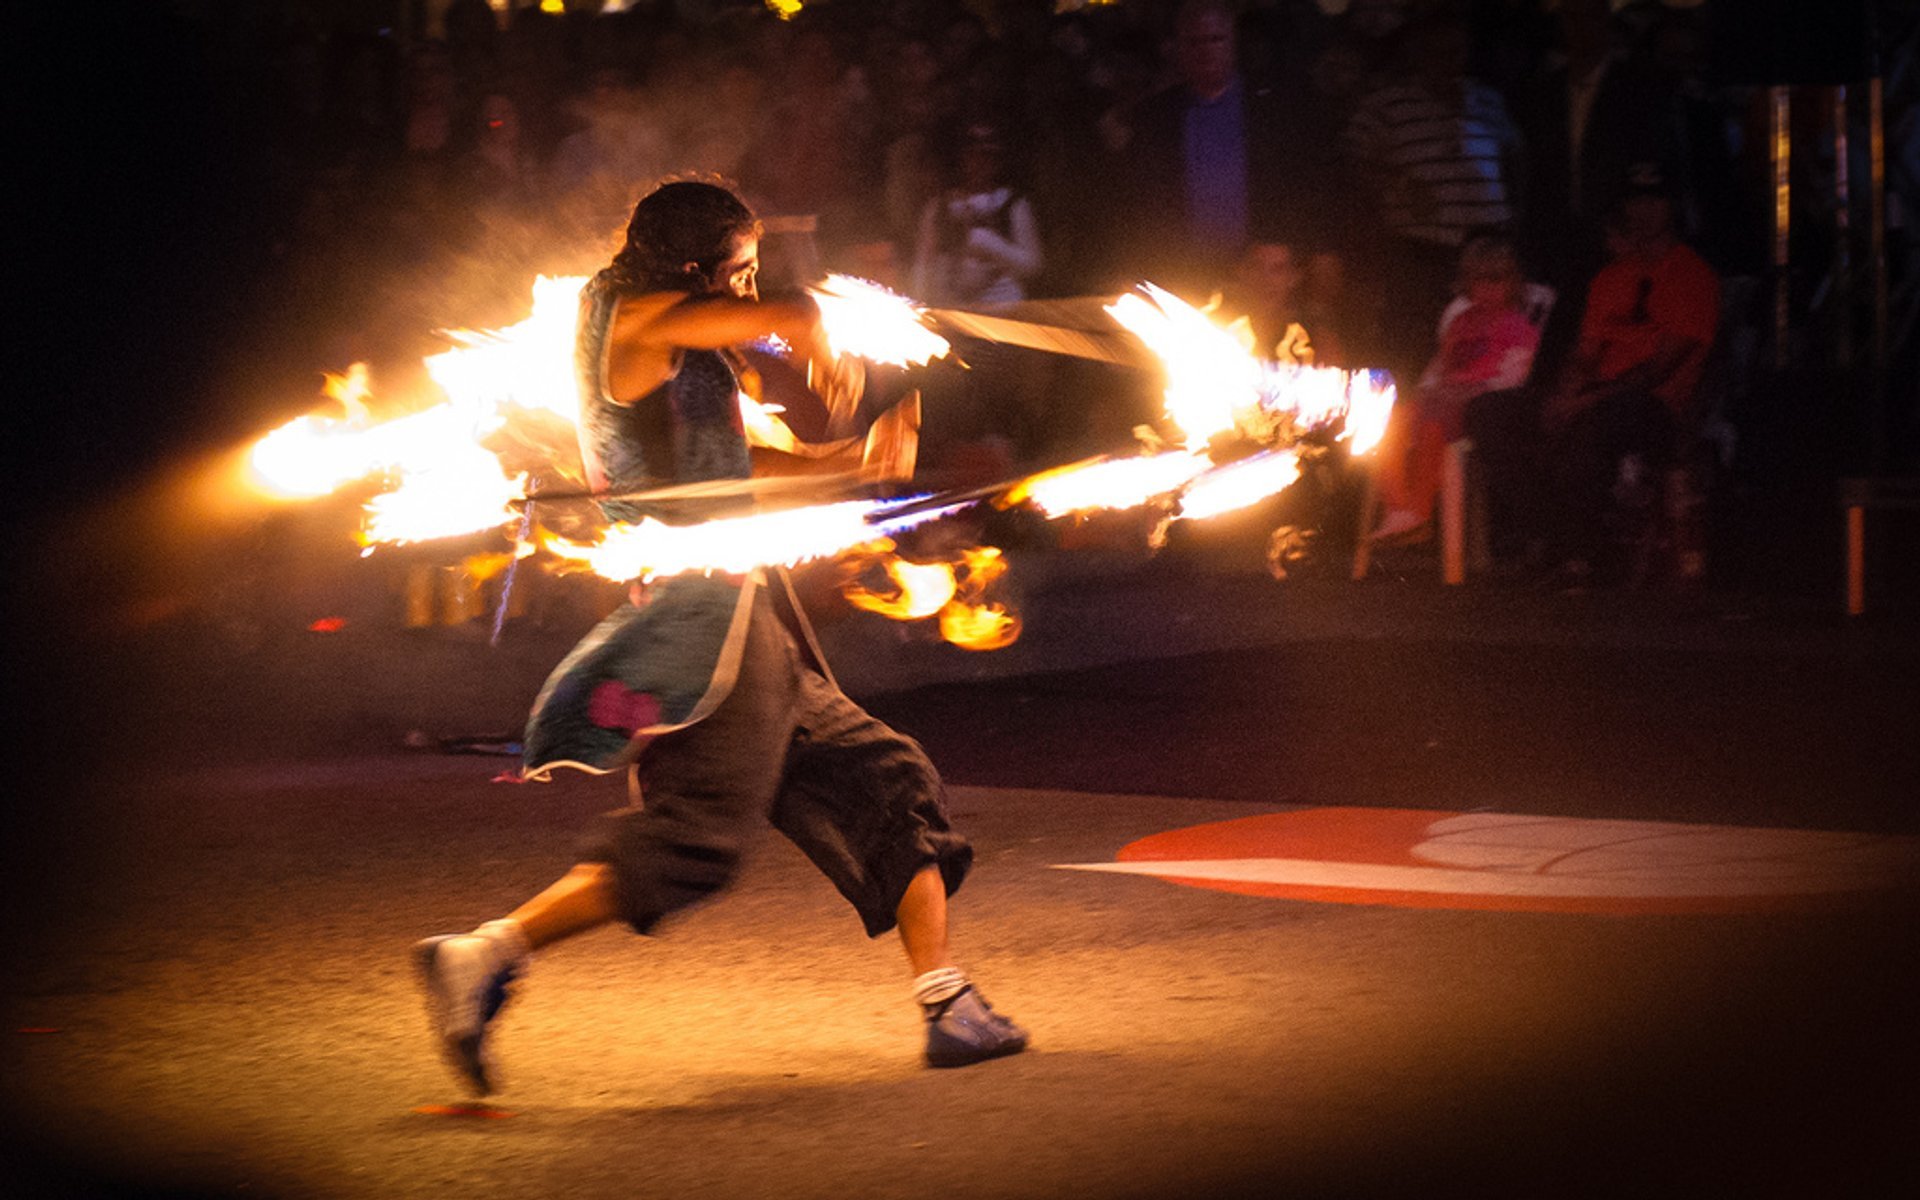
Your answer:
[1350,468,1378,581]
[1846,505,1866,616]
[1869,76,1889,471]
[404,563,437,628]
[1442,439,1470,586]
[1771,86,1792,370]
[1833,85,1852,367]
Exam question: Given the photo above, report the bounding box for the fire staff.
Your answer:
[412,180,1026,1095]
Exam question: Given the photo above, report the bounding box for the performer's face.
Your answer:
[713,233,761,300]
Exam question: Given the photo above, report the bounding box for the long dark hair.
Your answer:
[597,179,761,294]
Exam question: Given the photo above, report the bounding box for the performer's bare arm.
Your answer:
[605,291,822,405]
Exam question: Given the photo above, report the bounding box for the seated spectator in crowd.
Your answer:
[910,120,1043,308]
[1543,165,1720,581]
[1341,14,1524,379]
[1372,233,1543,541]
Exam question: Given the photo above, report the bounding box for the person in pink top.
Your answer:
[1372,234,1543,541]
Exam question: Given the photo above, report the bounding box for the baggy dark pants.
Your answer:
[585,588,971,938]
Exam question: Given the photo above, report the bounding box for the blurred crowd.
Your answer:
[95,0,1920,590]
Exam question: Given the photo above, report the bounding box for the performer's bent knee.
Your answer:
[580,810,752,935]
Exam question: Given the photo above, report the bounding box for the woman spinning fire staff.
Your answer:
[414,180,1026,1095]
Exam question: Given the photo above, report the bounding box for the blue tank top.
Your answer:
[575,274,753,524]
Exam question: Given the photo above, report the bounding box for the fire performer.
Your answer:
[413,180,1026,1094]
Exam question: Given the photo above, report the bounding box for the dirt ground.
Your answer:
[6,539,1918,1199]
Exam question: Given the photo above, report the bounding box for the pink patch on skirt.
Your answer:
[588,681,664,734]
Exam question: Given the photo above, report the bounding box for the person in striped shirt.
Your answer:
[1341,15,1525,377]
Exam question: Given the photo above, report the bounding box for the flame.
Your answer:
[422,274,587,423]
[1337,370,1397,457]
[939,601,1020,650]
[939,545,1021,650]
[839,542,1020,651]
[327,363,373,420]
[843,552,957,620]
[807,275,951,367]
[541,497,957,584]
[1274,322,1314,366]
[1012,285,1395,527]
[1105,284,1261,445]
[240,266,1390,655]
[1002,452,1211,518]
[360,449,526,547]
[737,391,802,452]
[246,276,590,536]
[246,365,376,498]
[1176,450,1302,521]
[1104,284,1395,456]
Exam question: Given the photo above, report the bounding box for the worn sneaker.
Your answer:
[413,934,523,1094]
[924,986,1028,1068]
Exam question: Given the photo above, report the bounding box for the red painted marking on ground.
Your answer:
[1108,808,1908,915]
[412,1103,515,1119]
[15,1027,63,1034]
[307,616,348,632]
[1119,807,1439,869]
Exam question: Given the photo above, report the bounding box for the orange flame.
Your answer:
[807,275,952,367]
[838,541,1020,651]
[1001,452,1211,518]
[986,285,1397,528]
[843,552,957,620]
[939,545,1020,651]
[245,276,590,535]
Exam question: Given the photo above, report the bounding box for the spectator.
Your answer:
[1544,165,1720,583]
[1341,14,1524,377]
[1301,249,1372,369]
[741,25,863,249]
[911,117,1047,478]
[1020,13,1113,293]
[877,35,948,255]
[403,41,458,160]
[1513,0,1684,291]
[457,91,540,210]
[1372,233,1544,541]
[910,120,1043,308]
[1117,0,1334,298]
